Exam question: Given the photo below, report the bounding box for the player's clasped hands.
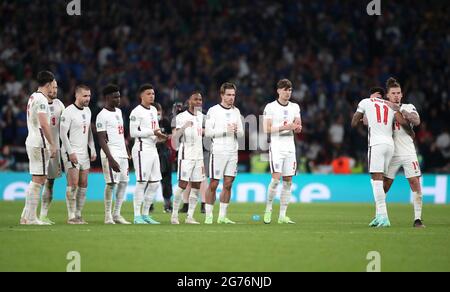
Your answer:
[227,123,238,134]
[182,121,194,129]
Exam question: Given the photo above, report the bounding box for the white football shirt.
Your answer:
[205,104,243,155]
[48,99,65,149]
[357,98,395,147]
[393,103,419,156]
[60,104,92,156]
[176,110,204,160]
[96,108,128,158]
[25,92,50,148]
[129,104,159,152]
[263,100,301,153]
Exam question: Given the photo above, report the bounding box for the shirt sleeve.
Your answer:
[263,104,272,120]
[36,96,49,114]
[96,112,107,132]
[356,99,367,114]
[60,109,73,154]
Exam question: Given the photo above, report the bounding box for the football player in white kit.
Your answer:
[263,79,302,224]
[383,78,425,228]
[204,83,244,224]
[352,82,409,227]
[129,84,167,225]
[96,85,131,225]
[171,91,205,224]
[60,85,97,224]
[38,78,64,225]
[20,71,58,225]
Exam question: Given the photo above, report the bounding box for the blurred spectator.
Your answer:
[0,145,16,171]
[0,0,448,173]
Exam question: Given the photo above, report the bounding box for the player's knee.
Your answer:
[223,182,233,191]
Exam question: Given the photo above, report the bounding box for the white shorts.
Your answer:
[26,146,50,176]
[368,144,394,174]
[385,155,422,179]
[269,148,297,177]
[47,150,62,179]
[209,153,238,180]
[178,159,205,182]
[132,150,162,182]
[62,152,91,172]
[101,156,129,184]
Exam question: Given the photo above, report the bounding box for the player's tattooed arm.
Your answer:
[351,112,364,128]
[401,110,421,127]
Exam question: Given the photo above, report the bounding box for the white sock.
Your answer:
[206,204,214,217]
[279,181,292,219]
[373,180,388,217]
[265,179,280,213]
[187,188,200,219]
[134,182,146,217]
[413,191,423,220]
[219,202,228,219]
[113,182,127,218]
[104,184,115,219]
[75,187,87,218]
[370,179,376,216]
[171,186,185,219]
[23,182,42,221]
[66,186,77,220]
[40,181,53,217]
[142,182,159,216]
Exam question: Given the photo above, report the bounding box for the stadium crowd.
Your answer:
[0,0,449,173]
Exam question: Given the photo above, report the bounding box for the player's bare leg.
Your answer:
[264,173,281,224]
[204,179,219,224]
[39,178,55,224]
[370,173,390,227]
[217,176,236,224]
[186,181,201,224]
[21,175,48,225]
[171,180,189,224]
[75,170,89,224]
[66,168,80,224]
[278,176,295,224]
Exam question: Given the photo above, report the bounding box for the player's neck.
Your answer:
[74,101,84,110]
[37,88,51,101]
[277,98,289,106]
[140,102,151,110]
[220,102,232,109]
[188,107,197,115]
[105,105,116,112]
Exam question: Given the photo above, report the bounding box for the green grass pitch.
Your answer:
[0,201,449,272]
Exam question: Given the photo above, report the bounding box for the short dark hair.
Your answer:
[138,84,154,97]
[369,86,385,97]
[220,82,237,95]
[37,71,55,87]
[277,79,292,90]
[75,85,90,94]
[189,90,202,99]
[102,84,120,97]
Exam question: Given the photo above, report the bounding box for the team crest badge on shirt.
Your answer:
[284,110,288,115]
[97,122,102,128]
[226,113,231,118]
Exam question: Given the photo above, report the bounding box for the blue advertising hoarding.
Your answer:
[0,173,448,204]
